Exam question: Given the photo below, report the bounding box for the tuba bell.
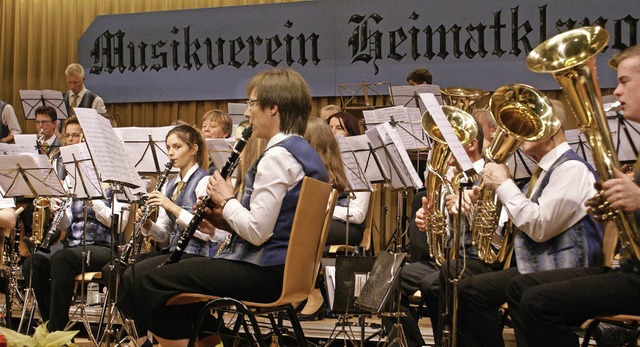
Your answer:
[527,26,640,264]
[421,105,478,266]
[471,84,560,265]
[441,88,490,114]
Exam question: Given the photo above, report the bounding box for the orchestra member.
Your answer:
[201,109,232,140]
[0,99,21,144]
[320,104,341,121]
[454,101,603,347]
[407,68,433,85]
[21,117,129,332]
[391,120,493,346]
[63,63,107,116]
[506,44,640,347]
[34,105,61,160]
[327,111,364,137]
[0,189,16,230]
[127,68,329,347]
[111,124,221,345]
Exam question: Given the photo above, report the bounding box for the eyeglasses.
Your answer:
[64,133,82,139]
[245,99,259,108]
[35,120,52,125]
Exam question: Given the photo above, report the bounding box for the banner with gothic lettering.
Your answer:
[79,0,639,103]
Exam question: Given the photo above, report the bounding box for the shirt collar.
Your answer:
[178,163,200,183]
[71,87,87,99]
[536,141,571,171]
[266,132,295,149]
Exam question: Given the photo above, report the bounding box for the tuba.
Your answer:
[421,105,478,266]
[441,87,490,114]
[471,84,560,264]
[527,26,640,263]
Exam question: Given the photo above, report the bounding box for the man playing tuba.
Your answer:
[454,100,604,347]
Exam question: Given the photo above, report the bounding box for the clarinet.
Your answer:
[159,125,253,267]
[119,161,174,265]
[36,198,72,253]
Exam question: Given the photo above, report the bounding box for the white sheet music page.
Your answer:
[60,143,104,199]
[13,134,39,154]
[76,108,143,188]
[206,138,237,177]
[18,90,43,119]
[42,90,68,120]
[0,153,65,198]
[419,93,475,174]
[366,124,422,190]
[381,122,424,189]
[346,134,385,183]
[0,143,37,155]
[114,125,176,174]
[336,135,371,191]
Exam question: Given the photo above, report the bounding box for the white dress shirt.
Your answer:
[334,191,371,224]
[495,142,596,242]
[222,133,305,246]
[70,87,107,114]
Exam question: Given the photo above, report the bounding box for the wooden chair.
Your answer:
[166,177,338,347]
[327,191,376,255]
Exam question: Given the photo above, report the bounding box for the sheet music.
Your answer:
[325,265,336,310]
[346,134,386,183]
[0,143,37,155]
[0,153,66,198]
[205,138,240,178]
[420,93,475,175]
[60,143,104,199]
[76,108,143,188]
[366,123,423,190]
[363,106,428,150]
[13,134,39,154]
[114,125,177,174]
[390,84,443,114]
[19,89,68,120]
[336,135,372,191]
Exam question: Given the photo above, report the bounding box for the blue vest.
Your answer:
[218,136,329,266]
[0,100,8,139]
[67,189,113,247]
[63,90,98,115]
[514,150,603,274]
[165,167,215,257]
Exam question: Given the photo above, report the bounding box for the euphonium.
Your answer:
[32,197,52,244]
[527,26,640,263]
[421,105,478,266]
[441,88,490,114]
[471,84,560,264]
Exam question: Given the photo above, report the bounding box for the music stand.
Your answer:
[339,82,393,118]
[19,89,69,120]
[114,125,177,174]
[0,153,67,334]
[75,109,143,346]
[389,84,443,115]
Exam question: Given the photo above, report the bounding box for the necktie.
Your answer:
[171,181,184,201]
[526,165,543,198]
[71,94,79,108]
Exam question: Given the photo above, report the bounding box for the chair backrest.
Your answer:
[359,190,376,251]
[270,177,337,306]
[603,221,619,267]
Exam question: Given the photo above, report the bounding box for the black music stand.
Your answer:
[19,89,69,121]
[0,153,67,334]
[115,126,177,174]
[75,109,143,347]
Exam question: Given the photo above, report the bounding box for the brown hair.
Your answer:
[609,44,640,69]
[304,118,349,193]
[326,111,363,136]
[166,124,209,169]
[246,68,311,135]
[406,68,433,84]
[61,115,81,145]
[202,109,233,138]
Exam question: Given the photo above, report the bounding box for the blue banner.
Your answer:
[79,0,639,103]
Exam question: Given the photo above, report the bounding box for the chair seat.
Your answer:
[75,272,102,282]
[166,293,301,309]
[581,315,640,329]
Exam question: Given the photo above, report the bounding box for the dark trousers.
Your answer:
[506,266,640,347]
[456,267,519,347]
[326,219,364,247]
[22,243,111,331]
[130,257,284,340]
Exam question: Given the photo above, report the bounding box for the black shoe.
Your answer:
[297,302,326,321]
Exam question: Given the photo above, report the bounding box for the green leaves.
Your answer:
[0,323,79,347]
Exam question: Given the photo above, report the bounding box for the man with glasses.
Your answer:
[34,105,61,162]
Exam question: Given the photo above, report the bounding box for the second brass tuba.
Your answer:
[422,105,478,266]
[527,26,640,264]
[471,84,560,264]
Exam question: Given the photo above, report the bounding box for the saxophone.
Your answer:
[119,161,173,265]
[421,105,478,266]
[527,26,640,263]
[471,84,560,264]
[159,125,253,267]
